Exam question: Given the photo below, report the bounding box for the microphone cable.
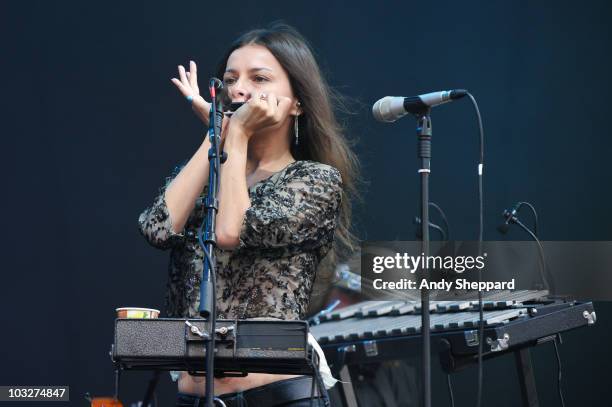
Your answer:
[430,201,451,240]
[414,202,451,241]
[516,201,539,236]
[447,373,456,407]
[553,334,566,407]
[503,203,565,406]
[466,92,485,407]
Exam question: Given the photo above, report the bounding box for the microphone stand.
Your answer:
[198,78,225,407]
[415,110,432,407]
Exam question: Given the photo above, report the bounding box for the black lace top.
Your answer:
[138,160,343,320]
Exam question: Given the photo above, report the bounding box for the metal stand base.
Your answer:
[337,365,359,407]
[514,348,539,407]
[141,371,160,407]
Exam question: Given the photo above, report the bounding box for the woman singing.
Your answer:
[138,23,358,406]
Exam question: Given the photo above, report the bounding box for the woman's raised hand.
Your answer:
[171,60,211,125]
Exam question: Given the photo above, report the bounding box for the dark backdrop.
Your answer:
[2,0,611,406]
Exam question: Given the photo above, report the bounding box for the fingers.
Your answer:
[171,61,203,100]
[246,91,266,113]
[171,61,212,126]
[171,63,193,97]
[250,92,292,122]
[249,91,275,112]
[170,77,190,97]
[232,91,295,136]
[189,60,199,94]
[266,93,278,115]
[275,96,294,121]
[178,65,189,88]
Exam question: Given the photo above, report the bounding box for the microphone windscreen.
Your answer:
[497,222,511,235]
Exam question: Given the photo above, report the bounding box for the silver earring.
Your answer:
[294,115,299,146]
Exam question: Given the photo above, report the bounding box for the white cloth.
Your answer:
[308,332,338,389]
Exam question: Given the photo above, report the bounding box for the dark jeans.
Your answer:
[177,376,327,407]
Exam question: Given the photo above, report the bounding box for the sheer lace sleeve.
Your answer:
[138,165,186,250]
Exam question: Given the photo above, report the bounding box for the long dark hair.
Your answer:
[216,22,359,270]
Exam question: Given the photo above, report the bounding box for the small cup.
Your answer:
[115,307,160,319]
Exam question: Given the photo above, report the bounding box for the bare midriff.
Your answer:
[178,372,303,396]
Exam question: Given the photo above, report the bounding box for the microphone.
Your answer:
[209,77,223,91]
[372,89,468,122]
[497,203,521,234]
